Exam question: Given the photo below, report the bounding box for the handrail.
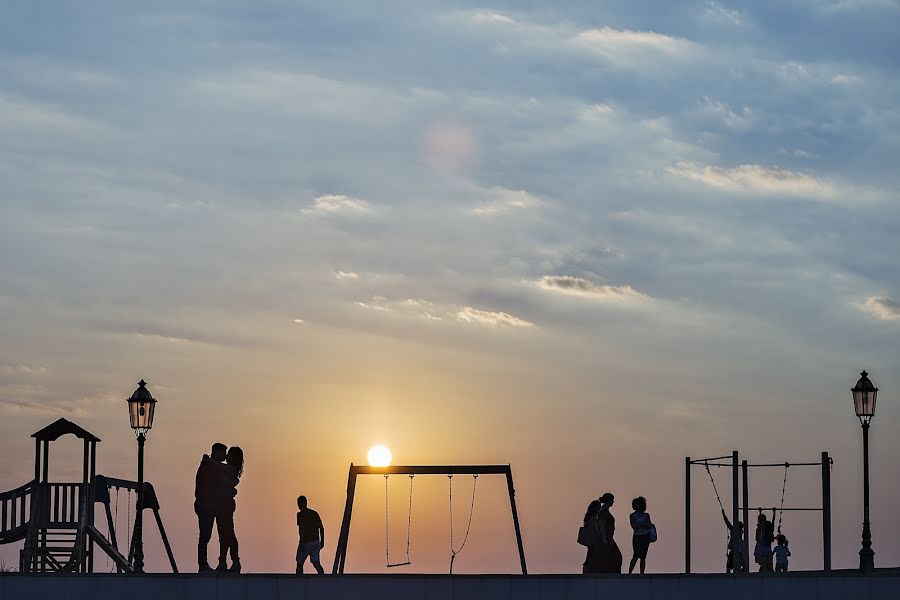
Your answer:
[0,480,34,501]
[0,480,34,536]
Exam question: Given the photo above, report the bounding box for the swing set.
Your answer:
[332,464,527,574]
[685,451,833,574]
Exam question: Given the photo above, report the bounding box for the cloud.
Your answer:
[355,297,532,328]
[467,11,517,25]
[334,270,360,280]
[470,187,544,216]
[456,306,535,328]
[665,162,840,199]
[704,1,744,25]
[860,296,900,320]
[573,27,696,63]
[0,363,47,376]
[303,194,371,215]
[292,318,305,324]
[537,275,650,302]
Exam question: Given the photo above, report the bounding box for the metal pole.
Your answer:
[505,467,528,575]
[133,433,145,573]
[859,423,874,572]
[742,460,749,573]
[685,457,691,574]
[731,451,740,574]
[822,451,831,572]
[332,465,358,574]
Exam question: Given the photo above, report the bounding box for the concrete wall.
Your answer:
[1,572,898,600]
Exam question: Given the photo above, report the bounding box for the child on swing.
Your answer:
[773,534,791,573]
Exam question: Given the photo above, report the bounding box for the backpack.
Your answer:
[649,524,658,543]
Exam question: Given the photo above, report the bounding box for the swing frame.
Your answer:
[684,451,832,575]
[332,464,527,574]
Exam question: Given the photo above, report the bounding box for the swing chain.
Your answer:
[449,474,478,574]
[776,463,790,534]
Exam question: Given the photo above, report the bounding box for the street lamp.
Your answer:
[126,379,157,573]
[851,370,877,573]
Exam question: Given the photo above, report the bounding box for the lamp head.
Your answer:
[852,370,877,425]
[127,379,157,437]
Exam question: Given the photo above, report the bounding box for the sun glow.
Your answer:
[367,445,393,467]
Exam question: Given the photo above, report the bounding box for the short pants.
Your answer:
[296,540,322,564]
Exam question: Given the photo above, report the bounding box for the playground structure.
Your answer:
[0,418,177,573]
[685,451,833,574]
[332,464,527,575]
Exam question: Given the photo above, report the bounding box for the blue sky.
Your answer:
[1,1,899,573]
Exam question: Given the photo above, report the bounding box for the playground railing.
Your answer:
[0,480,34,541]
[34,482,87,528]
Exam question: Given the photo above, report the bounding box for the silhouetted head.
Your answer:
[737,521,744,532]
[226,446,243,478]
[776,534,787,546]
[600,492,615,507]
[632,496,647,512]
[297,495,308,510]
[757,513,767,524]
[584,500,602,524]
[211,443,227,462]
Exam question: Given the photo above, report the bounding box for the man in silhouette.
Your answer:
[195,442,227,572]
[296,495,325,574]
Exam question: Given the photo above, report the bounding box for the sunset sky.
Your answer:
[2,1,900,575]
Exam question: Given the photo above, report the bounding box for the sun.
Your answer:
[367,445,393,467]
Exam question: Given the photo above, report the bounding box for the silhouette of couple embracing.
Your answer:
[194,443,244,573]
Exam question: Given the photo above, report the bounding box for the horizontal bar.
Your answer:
[743,462,823,468]
[350,465,511,476]
[740,507,823,512]
[689,455,733,463]
[694,462,732,467]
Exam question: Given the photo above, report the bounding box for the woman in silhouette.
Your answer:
[217,446,244,573]
[596,492,623,573]
[582,500,604,573]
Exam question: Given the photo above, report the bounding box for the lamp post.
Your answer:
[851,370,877,573]
[126,379,157,573]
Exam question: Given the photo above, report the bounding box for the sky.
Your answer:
[1,0,900,575]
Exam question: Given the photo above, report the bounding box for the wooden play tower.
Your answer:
[0,417,176,573]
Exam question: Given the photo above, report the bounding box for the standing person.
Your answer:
[581,500,604,574]
[773,534,791,573]
[754,509,776,573]
[597,492,623,573]
[628,496,653,574]
[295,495,326,574]
[721,509,745,573]
[194,442,227,572]
[216,446,243,573]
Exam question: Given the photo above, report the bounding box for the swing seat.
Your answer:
[386,561,412,568]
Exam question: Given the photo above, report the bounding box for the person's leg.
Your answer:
[639,557,646,574]
[628,554,638,574]
[228,507,241,572]
[216,509,234,569]
[196,506,214,570]
[310,543,324,575]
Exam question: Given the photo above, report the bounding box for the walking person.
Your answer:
[194,442,227,572]
[216,446,243,573]
[628,496,653,574]
[596,492,623,573]
[295,495,326,574]
[581,500,604,574]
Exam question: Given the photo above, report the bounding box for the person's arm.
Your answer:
[722,509,733,531]
[318,514,325,548]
